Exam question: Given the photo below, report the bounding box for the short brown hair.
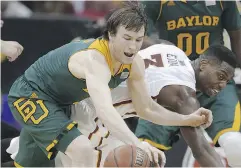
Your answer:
[103,1,147,40]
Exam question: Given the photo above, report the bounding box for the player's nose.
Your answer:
[128,40,137,51]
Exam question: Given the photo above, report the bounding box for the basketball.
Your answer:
[104,145,154,167]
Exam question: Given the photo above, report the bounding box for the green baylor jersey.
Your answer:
[143,0,241,59]
[21,38,132,105]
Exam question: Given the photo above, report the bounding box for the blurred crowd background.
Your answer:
[1,1,241,167]
[1,1,122,19]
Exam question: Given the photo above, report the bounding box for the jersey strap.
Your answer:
[88,38,131,76]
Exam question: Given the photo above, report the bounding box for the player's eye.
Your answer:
[218,74,225,80]
[124,37,131,41]
[136,39,142,42]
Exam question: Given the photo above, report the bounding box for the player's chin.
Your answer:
[204,88,213,97]
[121,57,135,64]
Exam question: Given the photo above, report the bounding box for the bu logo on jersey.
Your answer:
[120,71,129,79]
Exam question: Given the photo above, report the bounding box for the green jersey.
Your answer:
[143,0,241,59]
[23,38,132,105]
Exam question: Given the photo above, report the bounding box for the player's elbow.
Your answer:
[132,99,150,119]
[96,106,118,127]
[136,107,151,120]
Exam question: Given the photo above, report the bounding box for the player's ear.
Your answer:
[108,31,114,41]
[199,59,209,71]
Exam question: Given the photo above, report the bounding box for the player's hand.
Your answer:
[198,107,213,129]
[185,107,213,127]
[1,40,24,62]
[137,141,166,167]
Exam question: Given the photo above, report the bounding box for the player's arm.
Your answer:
[228,29,241,67]
[222,1,241,66]
[169,86,224,167]
[127,55,209,127]
[68,50,139,145]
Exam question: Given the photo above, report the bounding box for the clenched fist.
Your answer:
[184,107,213,128]
[1,40,24,62]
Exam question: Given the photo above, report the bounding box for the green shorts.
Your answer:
[8,76,82,167]
[135,80,241,150]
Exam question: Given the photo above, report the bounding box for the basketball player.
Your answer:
[135,41,239,167]
[7,2,210,167]
[52,42,233,167]
[138,1,241,167]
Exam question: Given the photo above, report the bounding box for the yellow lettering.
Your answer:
[167,20,176,30]
[31,100,49,124]
[195,16,203,26]
[212,16,219,26]
[13,98,36,122]
[13,98,49,124]
[203,16,212,26]
[177,33,192,56]
[176,18,186,29]
[185,16,195,26]
[196,32,210,54]
[177,32,210,56]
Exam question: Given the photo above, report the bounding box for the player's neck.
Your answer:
[191,60,201,91]
[108,42,122,74]
[113,58,122,74]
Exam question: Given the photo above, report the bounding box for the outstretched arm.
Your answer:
[69,50,167,165]
[68,50,139,146]
[168,85,224,167]
[128,55,209,127]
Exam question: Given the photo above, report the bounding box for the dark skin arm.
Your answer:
[157,85,224,167]
[228,29,241,67]
[221,1,241,66]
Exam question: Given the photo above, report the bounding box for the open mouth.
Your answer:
[209,89,220,96]
[124,52,134,57]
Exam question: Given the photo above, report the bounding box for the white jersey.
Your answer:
[7,44,196,167]
[114,44,196,118]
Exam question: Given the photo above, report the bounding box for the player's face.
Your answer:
[198,61,234,96]
[109,25,145,64]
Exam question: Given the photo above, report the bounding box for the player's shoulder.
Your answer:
[142,43,179,51]
[140,43,187,57]
[70,49,106,65]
